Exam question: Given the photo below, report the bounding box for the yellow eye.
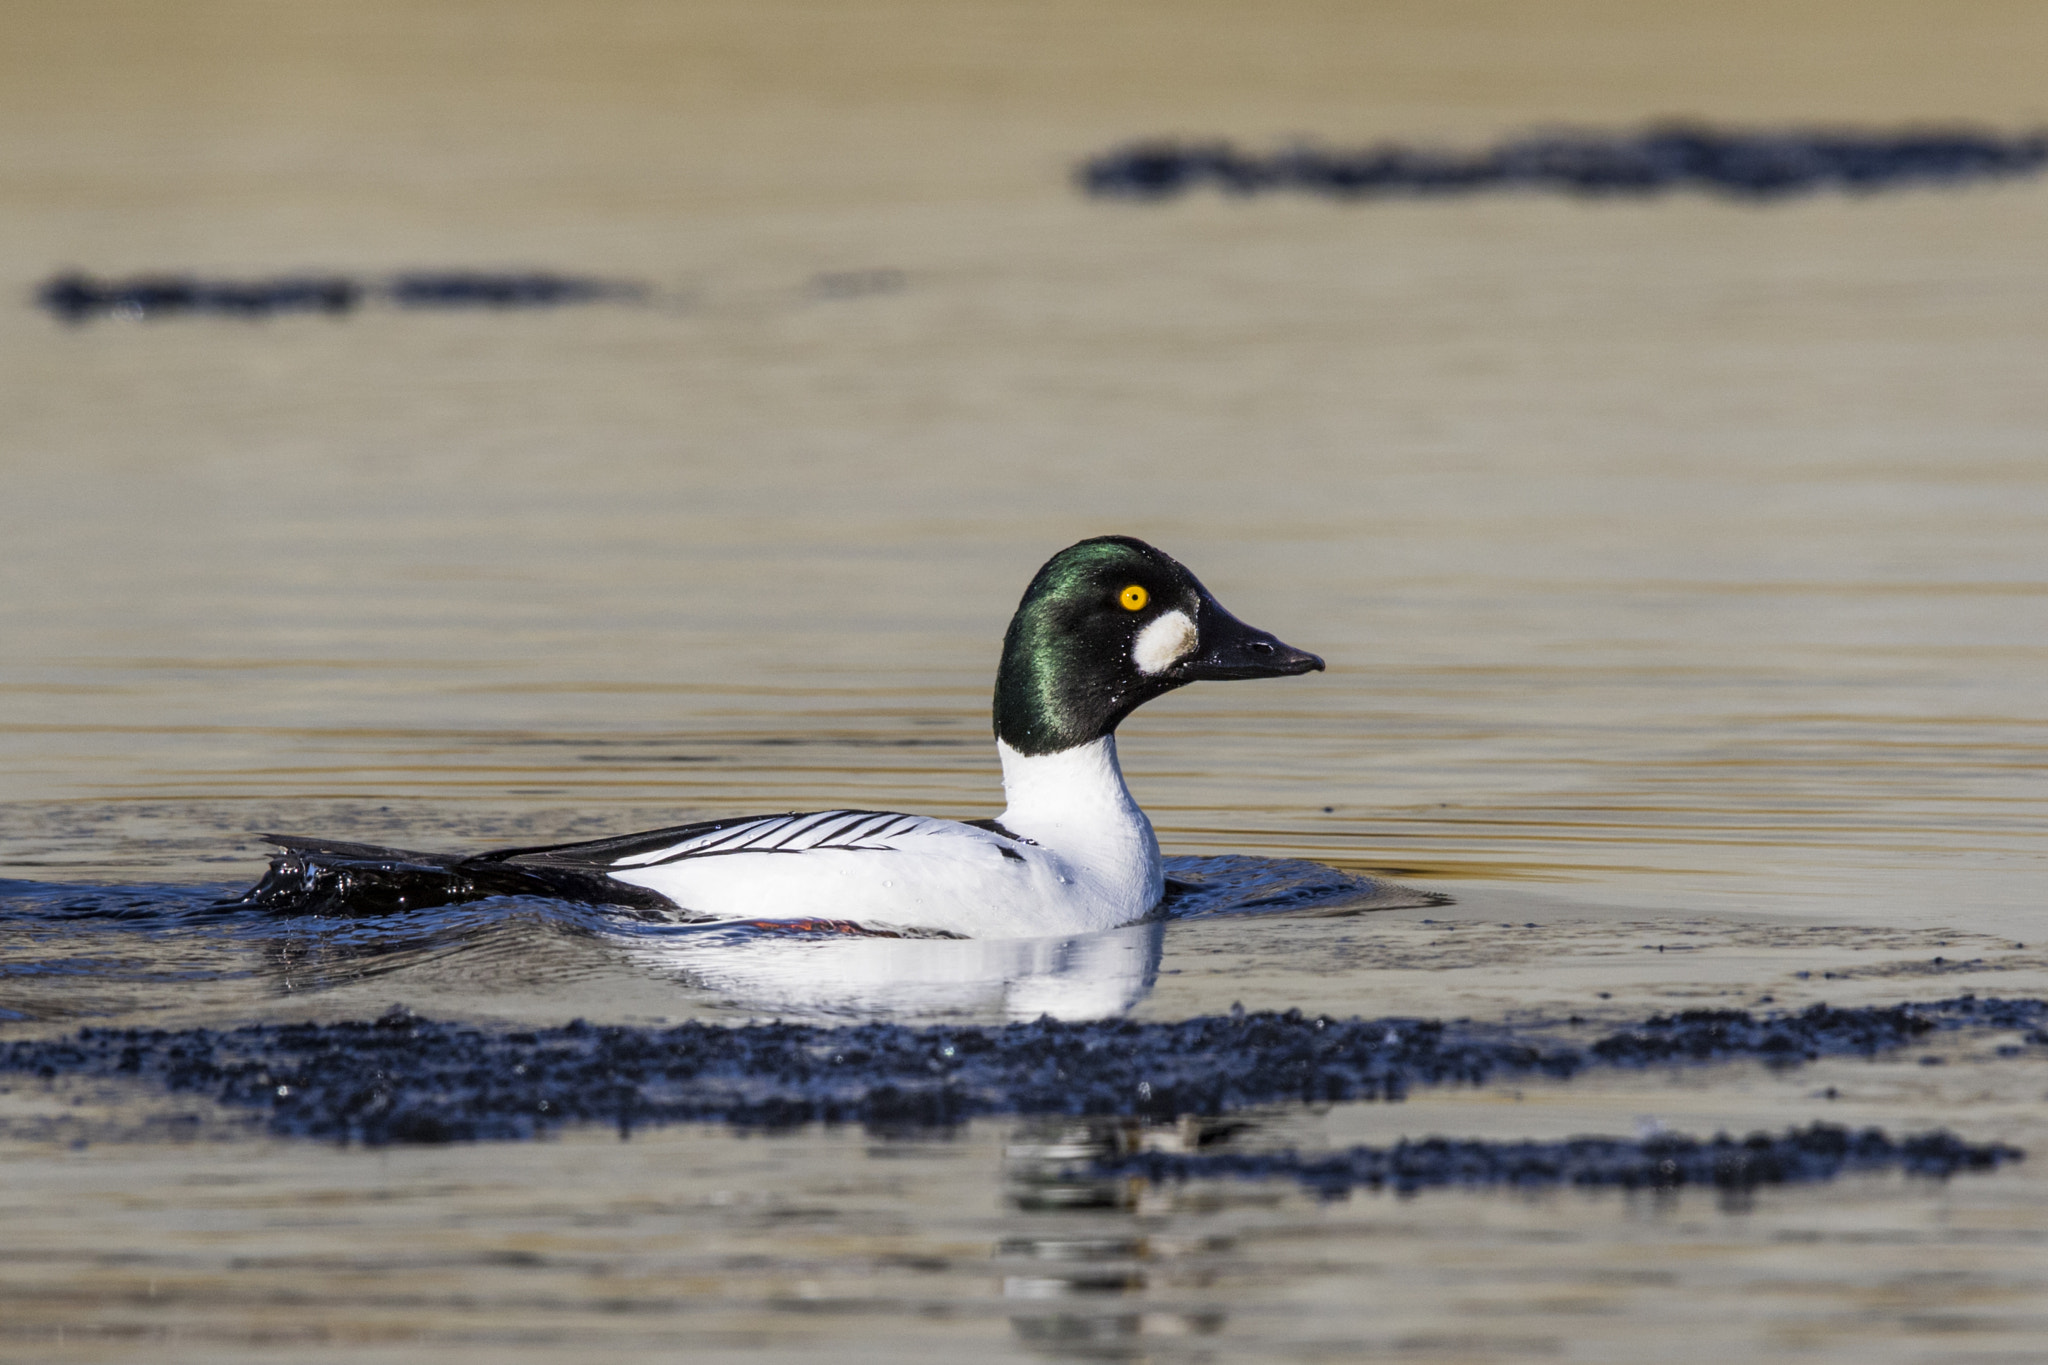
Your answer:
[1119,584,1149,612]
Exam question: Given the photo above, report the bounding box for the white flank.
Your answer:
[603,736,1166,938]
[1132,608,1197,675]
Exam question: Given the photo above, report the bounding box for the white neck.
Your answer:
[996,735,1162,907]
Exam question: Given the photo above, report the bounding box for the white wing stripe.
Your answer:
[763,811,844,849]
[840,813,894,842]
[615,809,949,868]
[727,819,785,852]
[609,816,783,867]
[810,811,882,843]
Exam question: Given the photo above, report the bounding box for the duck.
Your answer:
[231,536,1325,938]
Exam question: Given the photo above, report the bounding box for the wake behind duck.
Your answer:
[230,536,1326,939]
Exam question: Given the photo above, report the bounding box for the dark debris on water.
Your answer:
[2,996,2043,1147]
[36,271,644,322]
[1080,125,2048,201]
[1096,1124,2022,1199]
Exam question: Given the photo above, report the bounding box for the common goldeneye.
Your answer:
[234,536,1324,938]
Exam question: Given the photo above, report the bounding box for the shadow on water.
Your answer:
[0,855,1445,1026]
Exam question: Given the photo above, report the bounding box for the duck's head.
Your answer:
[993,536,1325,756]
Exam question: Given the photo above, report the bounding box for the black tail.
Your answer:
[219,835,676,916]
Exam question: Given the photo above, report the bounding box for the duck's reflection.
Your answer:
[224,852,1433,1021]
[612,917,1165,1022]
[236,900,1163,1022]
[1000,1117,1240,1359]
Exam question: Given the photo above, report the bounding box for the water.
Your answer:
[4,0,2048,1359]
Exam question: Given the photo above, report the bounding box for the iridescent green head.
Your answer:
[992,536,1324,756]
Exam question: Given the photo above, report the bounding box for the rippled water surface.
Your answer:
[4,0,2047,1360]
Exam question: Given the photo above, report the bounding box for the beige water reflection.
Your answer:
[4,0,2048,1360]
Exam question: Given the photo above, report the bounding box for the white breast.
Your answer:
[992,734,1164,925]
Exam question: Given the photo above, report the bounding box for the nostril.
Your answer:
[1247,641,1274,655]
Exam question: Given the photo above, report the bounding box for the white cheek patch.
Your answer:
[1133,609,1199,675]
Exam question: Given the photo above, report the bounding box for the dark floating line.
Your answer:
[35,271,645,323]
[2,996,2043,1146]
[1094,1124,2022,1198]
[37,273,361,320]
[384,271,642,309]
[1079,125,2048,201]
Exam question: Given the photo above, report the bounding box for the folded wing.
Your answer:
[503,810,952,871]
[224,811,1016,916]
